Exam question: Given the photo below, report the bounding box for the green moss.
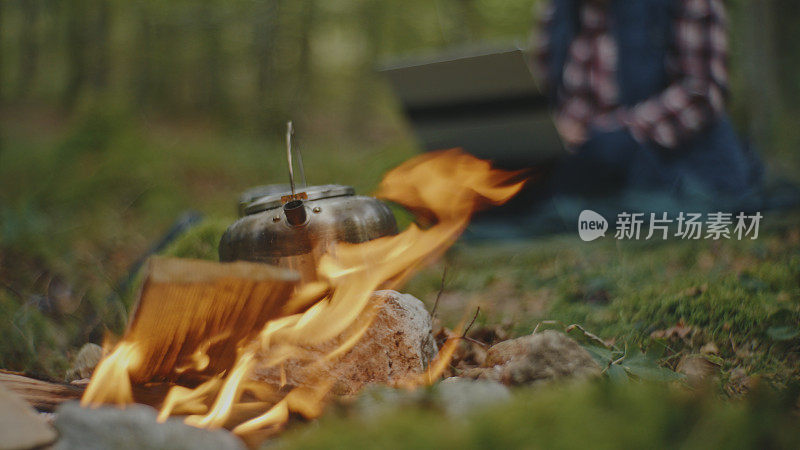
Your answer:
[161,218,232,261]
[277,382,800,450]
[403,212,800,383]
[0,291,71,379]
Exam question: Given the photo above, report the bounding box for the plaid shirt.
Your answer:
[535,0,729,150]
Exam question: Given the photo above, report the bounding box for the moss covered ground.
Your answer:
[161,212,800,448]
[1,110,799,447]
[278,382,800,449]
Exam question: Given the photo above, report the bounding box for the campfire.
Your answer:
[79,149,526,438]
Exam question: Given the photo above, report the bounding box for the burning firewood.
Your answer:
[77,149,526,440]
[83,257,300,405]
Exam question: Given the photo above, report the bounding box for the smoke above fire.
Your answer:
[82,149,526,437]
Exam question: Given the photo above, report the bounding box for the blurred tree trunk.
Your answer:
[17,0,40,98]
[740,0,781,150]
[296,0,318,105]
[0,0,4,103]
[62,0,88,109]
[89,0,111,91]
[253,0,283,132]
[774,0,800,112]
[132,5,153,109]
[348,0,384,136]
[199,1,227,112]
[767,0,800,165]
[453,0,481,42]
[157,21,182,112]
[0,0,3,156]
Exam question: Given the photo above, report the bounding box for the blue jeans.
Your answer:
[549,123,762,218]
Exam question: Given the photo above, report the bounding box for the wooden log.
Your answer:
[0,382,58,449]
[0,370,83,412]
[121,256,301,384]
[0,370,176,412]
[0,257,302,412]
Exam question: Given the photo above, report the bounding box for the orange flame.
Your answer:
[82,149,525,436]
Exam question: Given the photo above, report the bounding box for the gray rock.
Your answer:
[66,343,103,382]
[436,377,511,417]
[0,384,57,450]
[252,290,437,395]
[465,330,600,386]
[54,402,245,450]
[346,378,510,420]
[348,384,428,420]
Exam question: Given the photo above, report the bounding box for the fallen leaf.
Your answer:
[650,320,696,341]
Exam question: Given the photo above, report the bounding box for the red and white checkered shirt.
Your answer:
[534,0,729,150]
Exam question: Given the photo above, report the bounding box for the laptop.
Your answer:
[379,44,563,169]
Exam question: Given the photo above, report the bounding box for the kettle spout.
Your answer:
[283,200,307,227]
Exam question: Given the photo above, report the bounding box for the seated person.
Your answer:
[532,0,762,215]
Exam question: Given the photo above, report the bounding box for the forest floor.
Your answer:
[167,212,800,449]
[1,108,799,447]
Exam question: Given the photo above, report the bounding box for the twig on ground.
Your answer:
[462,307,480,338]
[430,266,447,320]
[455,335,489,348]
[532,320,564,336]
[565,323,609,349]
[422,266,448,355]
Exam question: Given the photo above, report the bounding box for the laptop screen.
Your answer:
[380,46,563,168]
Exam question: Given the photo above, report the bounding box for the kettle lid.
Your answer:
[243,184,355,216]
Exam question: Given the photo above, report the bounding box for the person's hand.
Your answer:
[555,115,588,149]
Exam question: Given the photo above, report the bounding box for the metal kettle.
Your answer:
[218,124,398,281]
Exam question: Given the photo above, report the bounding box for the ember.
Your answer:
[81,149,526,437]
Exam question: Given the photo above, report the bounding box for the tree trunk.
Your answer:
[0,0,4,103]
[740,0,781,150]
[62,0,88,110]
[90,0,111,91]
[252,0,283,131]
[348,0,385,136]
[17,0,40,98]
[774,0,800,112]
[296,0,318,106]
[199,0,227,112]
[132,4,152,109]
[453,0,481,43]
